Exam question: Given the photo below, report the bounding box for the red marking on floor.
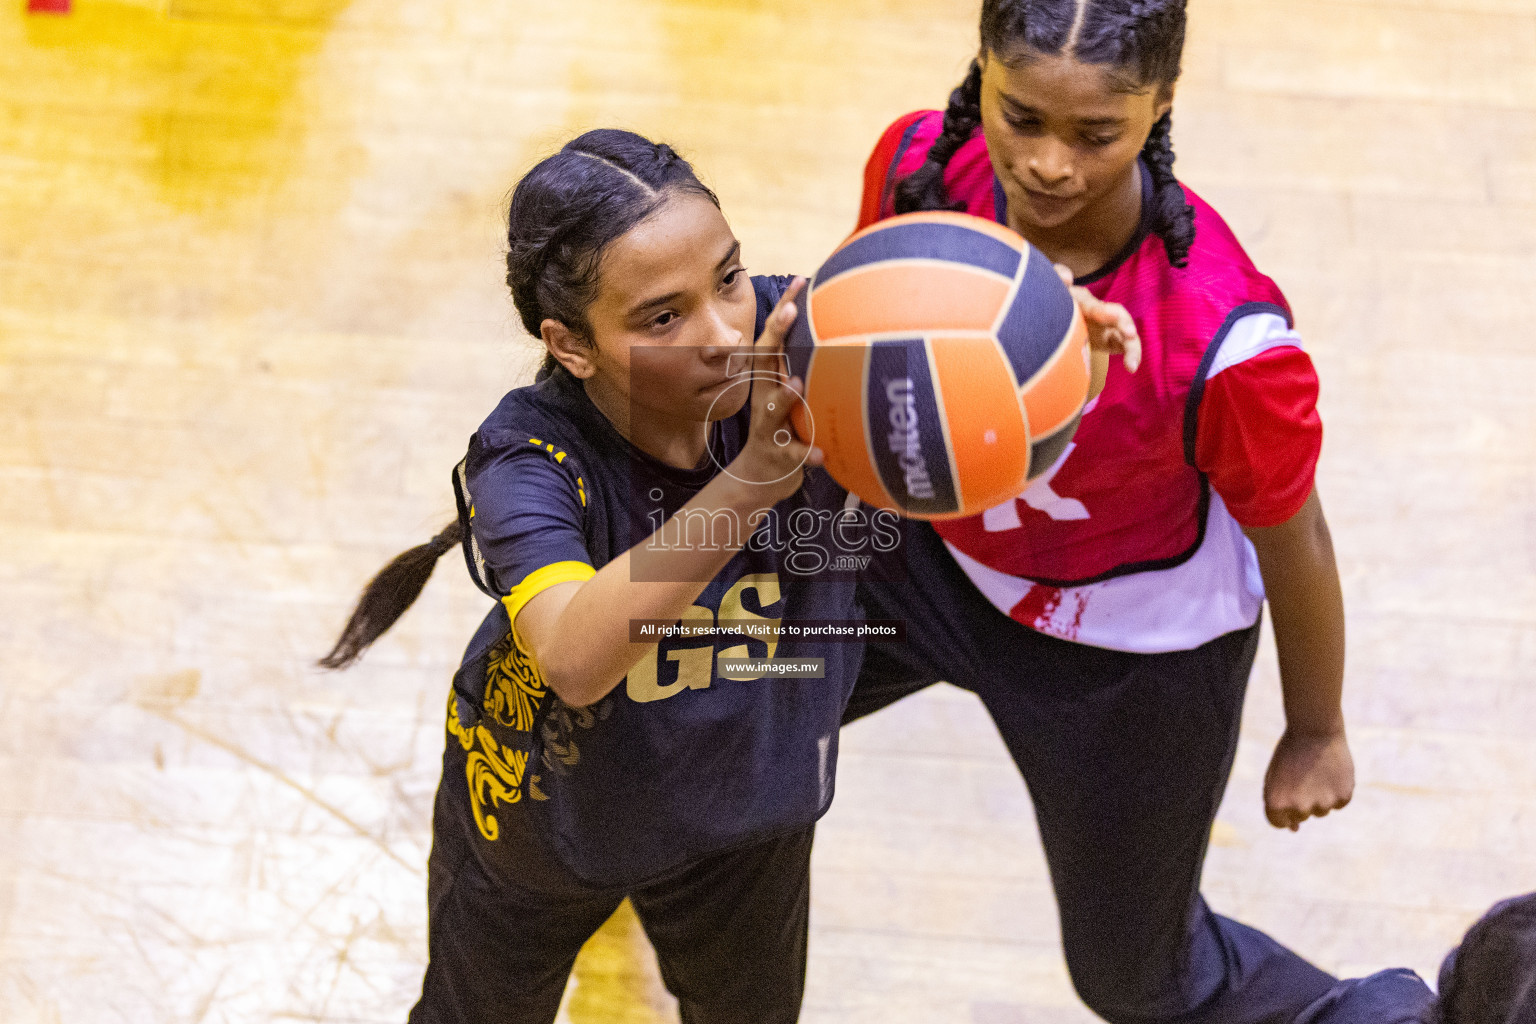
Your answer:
[28,0,72,12]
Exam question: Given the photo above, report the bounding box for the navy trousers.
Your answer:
[408,724,814,1024]
[850,520,1433,1024]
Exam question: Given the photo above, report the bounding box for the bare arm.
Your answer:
[516,284,813,708]
[518,471,794,707]
[1244,487,1356,830]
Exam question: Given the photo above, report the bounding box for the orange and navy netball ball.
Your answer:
[784,211,1090,520]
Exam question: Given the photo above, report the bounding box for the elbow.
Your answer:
[533,651,613,708]
[1307,505,1335,556]
[1289,492,1335,565]
[1246,489,1333,563]
[535,656,587,706]
[545,677,603,709]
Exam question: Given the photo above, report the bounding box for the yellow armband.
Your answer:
[502,560,597,655]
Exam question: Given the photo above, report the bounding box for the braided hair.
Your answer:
[318,519,463,669]
[898,0,1196,267]
[893,60,983,216]
[321,130,718,669]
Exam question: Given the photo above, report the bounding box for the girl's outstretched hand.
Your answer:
[1055,264,1142,400]
[727,278,823,504]
[1263,727,1355,831]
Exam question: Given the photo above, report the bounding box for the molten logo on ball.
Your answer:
[885,378,935,502]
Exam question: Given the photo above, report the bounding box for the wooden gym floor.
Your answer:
[1,0,1533,1021]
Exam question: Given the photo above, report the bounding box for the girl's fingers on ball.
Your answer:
[1115,313,1142,371]
[1122,333,1143,373]
[1073,287,1146,373]
[774,278,806,325]
[1080,298,1112,322]
[758,304,794,354]
[758,381,795,427]
[757,279,804,353]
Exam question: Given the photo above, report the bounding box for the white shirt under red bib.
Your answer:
[861,111,1322,653]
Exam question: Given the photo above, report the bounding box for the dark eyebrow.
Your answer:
[626,241,742,317]
[998,92,1131,128]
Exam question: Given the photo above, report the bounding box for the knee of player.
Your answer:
[1059,943,1198,1024]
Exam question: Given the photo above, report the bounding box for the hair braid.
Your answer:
[1139,110,1194,267]
[318,518,463,670]
[893,60,984,214]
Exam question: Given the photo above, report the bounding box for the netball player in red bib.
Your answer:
[846,2,1438,1021]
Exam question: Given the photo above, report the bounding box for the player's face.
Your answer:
[978,49,1171,236]
[583,192,758,424]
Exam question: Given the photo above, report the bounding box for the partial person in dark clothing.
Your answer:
[1434,892,1536,1024]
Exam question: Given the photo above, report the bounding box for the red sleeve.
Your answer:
[1194,346,1322,528]
[857,111,930,230]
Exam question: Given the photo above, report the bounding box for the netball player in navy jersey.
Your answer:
[847,1,1439,1022]
[321,129,873,1024]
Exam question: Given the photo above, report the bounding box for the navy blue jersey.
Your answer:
[446,275,870,889]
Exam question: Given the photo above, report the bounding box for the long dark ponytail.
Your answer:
[318,520,463,669]
[320,130,717,669]
[898,0,1195,267]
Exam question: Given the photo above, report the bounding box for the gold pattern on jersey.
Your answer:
[451,568,786,836]
[484,629,544,732]
[528,437,586,506]
[447,690,529,842]
[539,698,609,775]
